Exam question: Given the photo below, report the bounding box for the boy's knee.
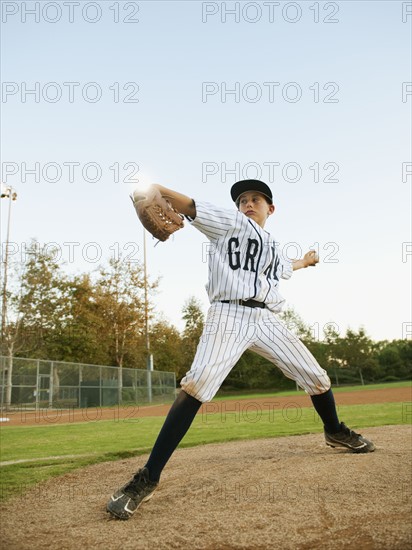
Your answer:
[307,372,331,396]
[180,377,207,403]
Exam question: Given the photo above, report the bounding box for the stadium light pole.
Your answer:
[143,227,153,403]
[1,184,18,411]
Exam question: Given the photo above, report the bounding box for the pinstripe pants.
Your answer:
[181,302,331,403]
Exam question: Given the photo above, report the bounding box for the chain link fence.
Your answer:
[0,356,176,410]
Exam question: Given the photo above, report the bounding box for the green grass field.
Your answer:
[0,381,410,501]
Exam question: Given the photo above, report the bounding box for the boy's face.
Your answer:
[237,191,275,228]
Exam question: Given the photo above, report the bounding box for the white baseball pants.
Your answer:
[181,302,331,403]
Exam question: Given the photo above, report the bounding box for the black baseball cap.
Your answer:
[230,179,273,205]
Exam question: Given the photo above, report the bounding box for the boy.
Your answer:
[107,179,375,520]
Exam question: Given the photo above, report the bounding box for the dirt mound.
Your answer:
[1,425,411,550]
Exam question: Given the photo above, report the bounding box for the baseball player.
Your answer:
[107,179,375,520]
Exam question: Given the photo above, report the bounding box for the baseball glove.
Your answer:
[130,186,184,242]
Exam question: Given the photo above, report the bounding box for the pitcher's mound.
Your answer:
[1,425,411,550]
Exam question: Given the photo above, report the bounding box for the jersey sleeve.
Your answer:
[190,201,236,240]
[279,258,293,279]
[277,249,293,280]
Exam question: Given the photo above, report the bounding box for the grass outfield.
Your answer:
[1,390,410,501]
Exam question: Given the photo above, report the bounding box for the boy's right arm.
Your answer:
[153,184,196,218]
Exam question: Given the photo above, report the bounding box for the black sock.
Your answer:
[310,388,341,434]
[145,390,202,482]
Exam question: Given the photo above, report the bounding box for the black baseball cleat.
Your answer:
[324,422,375,453]
[106,467,158,520]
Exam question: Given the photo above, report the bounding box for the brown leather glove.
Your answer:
[130,186,184,242]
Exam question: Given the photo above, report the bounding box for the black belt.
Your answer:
[221,299,266,309]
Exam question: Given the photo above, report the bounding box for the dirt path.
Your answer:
[2,386,411,426]
[1,425,411,550]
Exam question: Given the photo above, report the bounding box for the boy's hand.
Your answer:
[303,250,319,267]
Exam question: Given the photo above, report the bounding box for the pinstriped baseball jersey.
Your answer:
[190,201,293,312]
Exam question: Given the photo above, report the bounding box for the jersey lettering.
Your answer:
[264,245,275,279]
[243,239,259,272]
[272,255,280,281]
[228,237,260,272]
[228,237,241,270]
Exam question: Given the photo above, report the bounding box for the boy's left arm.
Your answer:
[293,250,319,271]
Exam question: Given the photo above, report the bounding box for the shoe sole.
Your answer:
[106,490,156,520]
[325,441,374,453]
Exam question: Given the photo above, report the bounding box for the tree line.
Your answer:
[2,240,411,391]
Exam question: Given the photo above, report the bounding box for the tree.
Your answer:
[320,323,342,384]
[181,297,205,373]
[94,257,158,401]
[396,340,412,378]
[279,307,314,342]
[149,319,185,380]
[1,259,28,408]
[335,328,378,384]
[58,273,111,365]
[223,350,295,391]
[6,241,72,358]
[377,340,412,381]
[1,241,72,406]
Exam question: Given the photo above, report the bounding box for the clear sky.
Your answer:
[1,0,411,342]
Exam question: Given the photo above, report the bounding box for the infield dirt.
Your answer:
[1,424,411,550]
